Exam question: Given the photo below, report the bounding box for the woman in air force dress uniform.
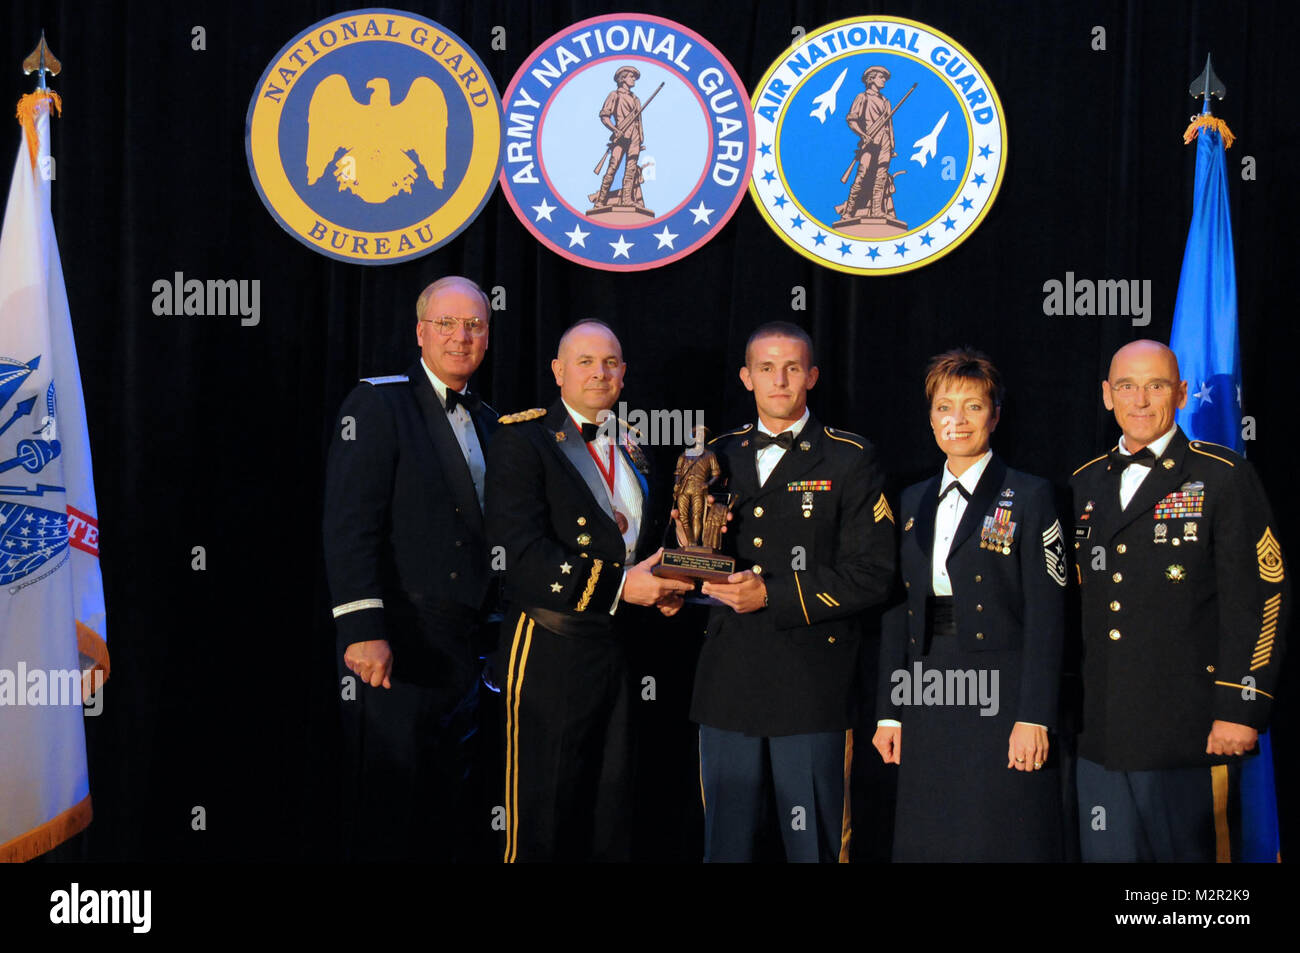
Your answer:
[872,349,1065,861]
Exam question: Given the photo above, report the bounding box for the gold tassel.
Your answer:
[14,90,63,171]
[1182,114,1235,149]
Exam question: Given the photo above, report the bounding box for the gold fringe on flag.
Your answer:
[1183,113,1235,149]
[14,89,62,171]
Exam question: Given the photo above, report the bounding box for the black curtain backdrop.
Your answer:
[6,0,1297,863]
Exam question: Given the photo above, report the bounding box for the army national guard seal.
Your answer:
[500,14,754,271]
[750,17,1006,275]
[246,9,503,264]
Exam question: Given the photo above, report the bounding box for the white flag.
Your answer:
[0,91,108,862]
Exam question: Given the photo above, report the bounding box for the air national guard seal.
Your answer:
[499,14,754,271]
[750,17,1006,275]
[246,9,503,264]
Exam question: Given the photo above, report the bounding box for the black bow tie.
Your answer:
[444,389,480,414]
[1109,446,1155,468]
[754,430,795,451]
[938,481,971,503]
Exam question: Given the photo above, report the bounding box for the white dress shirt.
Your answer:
[755,409,810,487]
[1117,425,1178,509]
[563,401,644,613]
[421,359,486,510]
[932,450,993,596]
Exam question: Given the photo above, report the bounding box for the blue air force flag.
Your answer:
[1169,101,1279,863]
[0,91,108,862]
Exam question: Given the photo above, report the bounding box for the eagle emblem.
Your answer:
[307,76,448,203]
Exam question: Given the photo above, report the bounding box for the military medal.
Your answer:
[614,509,629,534]
[802,491,814,518]
[1183,521,1198,543]
[1166,564,1186,582]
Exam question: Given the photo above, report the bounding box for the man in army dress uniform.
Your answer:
[690,322,896,862]
[1072,340,1289,862]
[837,66,896,221]
[323,276,497,861]
[594,66,646,209]
[485,320,692,862]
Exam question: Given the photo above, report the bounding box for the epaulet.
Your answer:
[361,374,408,385]
[824,426,865,449]
[498,408,547,424]
[1071,450,1111,477]
[1188,440,1239,467]
[707,423,753,446]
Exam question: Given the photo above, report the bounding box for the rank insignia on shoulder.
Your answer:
[1257,527,1285,583]
[499,408,547,424]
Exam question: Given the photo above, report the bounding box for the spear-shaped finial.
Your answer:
[1182,54,1233,148]
[22,31,62,91]
[1188,53,1225,113]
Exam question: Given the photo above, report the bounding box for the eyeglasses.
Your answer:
[421,316,489,337]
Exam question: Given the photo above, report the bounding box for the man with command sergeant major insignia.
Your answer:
[323,276,498,862]
[486,320,692,862]
[690,322,896,862]
[1072,340,1289,862]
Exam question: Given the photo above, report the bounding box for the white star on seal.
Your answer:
[531,198,557,222]
[653,226,678,249]
[564,224,589,248]
[689,201,714,225]
[560,562,572,575]
[1193,381,1213,404]
[610,235,634,259]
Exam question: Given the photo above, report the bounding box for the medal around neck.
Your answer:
[749,16,1006,275]
[246,9,503,264]
[498,13,755,270]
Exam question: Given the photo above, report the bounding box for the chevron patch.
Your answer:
[874,493,894,524]
[1257,527,1284,583]
[1042,520,1067,587]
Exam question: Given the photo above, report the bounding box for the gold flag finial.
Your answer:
[22,31,62,89]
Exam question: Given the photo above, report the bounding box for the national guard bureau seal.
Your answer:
[750,17,1006,275]
[499,14,754,271]
[246,9,503,264]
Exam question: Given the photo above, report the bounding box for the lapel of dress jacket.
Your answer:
[949,454,1007,555]
[719,425,758,503]
[408,362,483,532]
[546,401,618,524]
[1101,428,1190,544]
[913,473,943,569]
[754,415,825,498]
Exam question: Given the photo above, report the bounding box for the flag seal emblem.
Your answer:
[498,14,754,271]
[749,16,1006,275]
[245,9,503,265]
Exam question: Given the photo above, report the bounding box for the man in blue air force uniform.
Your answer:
[323,276,498,861]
